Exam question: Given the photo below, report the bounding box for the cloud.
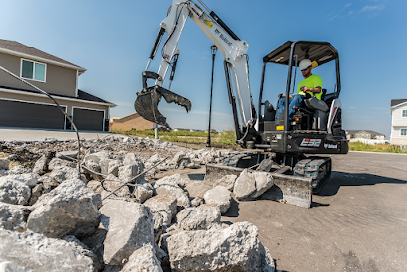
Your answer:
[328,1,387,20]
[340,3,353,12]
[328,3,354,20]
[358,4,385,13]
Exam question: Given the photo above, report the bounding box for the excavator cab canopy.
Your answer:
[263,41,338,67]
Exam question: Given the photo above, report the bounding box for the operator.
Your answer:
[275,59,323,120]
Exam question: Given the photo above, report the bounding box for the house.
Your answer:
[110,113,155,131]
[390,99,407,145]
[345,130,385,142]
[0,39,115,131]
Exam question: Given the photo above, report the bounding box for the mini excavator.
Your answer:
[134,0,348,208]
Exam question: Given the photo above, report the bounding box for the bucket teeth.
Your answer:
[134,86,191,128]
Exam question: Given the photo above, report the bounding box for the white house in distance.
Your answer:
[390,99,407,145]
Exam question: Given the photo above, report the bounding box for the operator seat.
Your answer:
[303,89,329,130]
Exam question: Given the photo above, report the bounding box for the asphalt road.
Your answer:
[220,151,407,271]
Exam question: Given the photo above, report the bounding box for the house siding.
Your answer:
[390,104,407,145]
[0,90,109,117]
[0,52,77,97]
[392,106,407,127]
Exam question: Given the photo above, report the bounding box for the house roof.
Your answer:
[391,99,407,107]
[110,113,143,122]
[0,85,115,107]
[345,130,385,136]
[0,39,86,74]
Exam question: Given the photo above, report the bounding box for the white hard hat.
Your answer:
[299,59,312,71]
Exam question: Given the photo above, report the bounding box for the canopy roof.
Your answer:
[263,41,338,67]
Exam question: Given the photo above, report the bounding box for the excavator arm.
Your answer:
[135,0,255,135]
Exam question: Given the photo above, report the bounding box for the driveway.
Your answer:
[0,127,113,141]
[220,151,407,271]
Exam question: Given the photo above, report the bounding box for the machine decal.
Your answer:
[203,19,213,28]
[324,143,338,149]
[300,138,321,147]
[214,28,232,47]
[276,126,284,131]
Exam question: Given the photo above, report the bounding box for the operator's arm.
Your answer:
[301,86,321,93]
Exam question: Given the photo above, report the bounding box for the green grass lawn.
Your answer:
[110,129,237,146]
[349,141,407,154]
[111,129,407,154]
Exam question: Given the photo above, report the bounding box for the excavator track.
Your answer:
[293,157,332,194]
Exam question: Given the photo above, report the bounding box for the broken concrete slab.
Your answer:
[166,221,275,272]
[103,174,131,198]
[118,164,144,183]
[99,200,155,266]
[0,173,38,188]
[144,194,177,231]
[155,173,186,189]
[123,153,143,167]
[32,150,55,175]
[0,261,34,272]
[0,229,96,272]
[48,157,76,171]
[84,151,112,165]
[0,202,32,232]
[63,235,102,272]
[132,181,154,203]
[121,244,163,272]
[174,205,222,231]
[251,171,274,198]
[49,165,84,184]
[203,185,232,214]
[213,174,237,191]
[100,159,122,177]
[27,178,102,238]
[233,169,256,200]
[0,177,31,205]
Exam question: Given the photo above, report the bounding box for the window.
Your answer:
[401,129,407,136]
[21,59,46,82]
[403,110,407,117]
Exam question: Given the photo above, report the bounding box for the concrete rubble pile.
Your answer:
[0,135,275,271]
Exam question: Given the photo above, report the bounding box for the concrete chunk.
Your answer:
[121,244,163,272]
[233,169,256,200]
[0,177,31,205]
[203,185,232,213]
[0,229,95,272]
[100,200,155,266]
[167,222,275,272]
[0,202,32,231]
[27,178,102,238]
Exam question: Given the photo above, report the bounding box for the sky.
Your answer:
[1,0,406,138]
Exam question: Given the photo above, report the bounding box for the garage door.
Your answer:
[72,108,104,131]
[0,99,66,129]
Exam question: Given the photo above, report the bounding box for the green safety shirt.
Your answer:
[297,74,323,100]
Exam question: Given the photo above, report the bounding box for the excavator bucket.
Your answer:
[134,86,191,128]
[205,164,313,208]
